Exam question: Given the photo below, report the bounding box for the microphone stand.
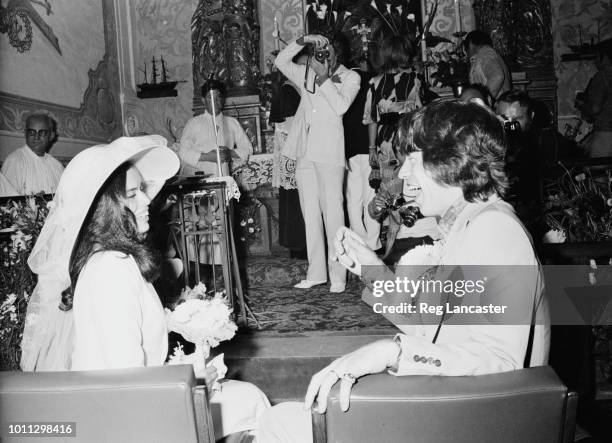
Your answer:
[209,89,224,177]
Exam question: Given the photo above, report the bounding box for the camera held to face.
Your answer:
[314,44,331,63]
[503,119,521,135]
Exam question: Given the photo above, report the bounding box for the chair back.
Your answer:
[313,366,577,443]
[0,365,215,443]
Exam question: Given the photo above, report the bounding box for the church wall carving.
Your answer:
[551,0,612,129]
[0,0,121,161]
[259,0,303,72]
[116,0,198,144]
[428,0,475,41]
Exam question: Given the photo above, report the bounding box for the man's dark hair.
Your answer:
[330,31,350,66]
[464,30,493,48]
[370,34,413,73]
[201,77,226,97]
[394,99,508,202]
[496,90,533,114]
[597,37,612,61]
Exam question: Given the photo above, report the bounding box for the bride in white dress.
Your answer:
[20,135,269,442]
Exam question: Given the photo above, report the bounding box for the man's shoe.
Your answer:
[330,283,346,293]
[294,279,327,289]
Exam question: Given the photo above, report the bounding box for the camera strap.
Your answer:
[304,58,316,94]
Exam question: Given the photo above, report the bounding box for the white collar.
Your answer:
[24,145,48,160]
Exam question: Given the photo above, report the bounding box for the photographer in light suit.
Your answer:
[275,32,361,293]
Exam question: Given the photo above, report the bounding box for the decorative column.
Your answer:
[223,0,260,96]
[191,0,262,151]
[191,0,260,100]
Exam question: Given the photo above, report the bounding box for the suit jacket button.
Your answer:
[420,357,428,363]
[434,359,441,367]
[413,355,420,362]
[427,357,433,364]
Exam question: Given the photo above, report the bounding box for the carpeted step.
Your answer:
[220,278,400,403]
[241,256,308,288]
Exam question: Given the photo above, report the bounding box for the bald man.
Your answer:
[1,113,64,195]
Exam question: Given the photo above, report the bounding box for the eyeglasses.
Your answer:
[26,129,51,138]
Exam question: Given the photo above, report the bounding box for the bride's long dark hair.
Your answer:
[61,162,160,310]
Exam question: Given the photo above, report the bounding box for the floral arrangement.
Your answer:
[543,165,612,243]
[0,195,50,370]
[238,197,263,245]
[542,165,612,383]
[428,44,470,89]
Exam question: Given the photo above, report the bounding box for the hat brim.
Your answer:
[28,135,179,279]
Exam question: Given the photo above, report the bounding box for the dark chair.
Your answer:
[0,365,215,443]
[312,366,577,443]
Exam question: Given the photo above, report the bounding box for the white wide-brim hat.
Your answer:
[28,135,180,288]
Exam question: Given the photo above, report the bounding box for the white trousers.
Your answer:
[210,379,271,440]
[258,402,312,443]
[296,159,347,285]
[346,155,381,250]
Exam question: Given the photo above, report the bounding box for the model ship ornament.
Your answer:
[561,23,600,62]
[137,55,185,99]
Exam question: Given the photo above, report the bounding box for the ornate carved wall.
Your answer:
[259,0,303,72]
[116,0,197,143]
[473,0,557,120]
[0,0,121,160]
[428,0,475,41]
[551,0,612,130]
[191,0,261,98]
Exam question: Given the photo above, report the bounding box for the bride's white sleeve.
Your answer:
[71,252,145,370]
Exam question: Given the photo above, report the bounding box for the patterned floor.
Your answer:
[245,279,397,335]
[240,255,397,335]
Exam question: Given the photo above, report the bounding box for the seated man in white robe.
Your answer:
[178,78,252,177]
[178,78,253,265]
[1,113,64,195]
[0,171,17,197]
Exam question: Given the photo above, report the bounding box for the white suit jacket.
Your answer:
[362,196,551,376]
[275,41,360,167]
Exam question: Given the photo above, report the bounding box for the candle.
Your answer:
[274,16,281,52]
[454,0,462,34]
[421,32,427,64]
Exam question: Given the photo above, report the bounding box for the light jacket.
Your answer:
[275,41,361,167]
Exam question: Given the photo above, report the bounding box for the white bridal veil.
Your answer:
[20,135,179,371]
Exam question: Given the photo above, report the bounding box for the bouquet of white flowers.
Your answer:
[165,283,237,385]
